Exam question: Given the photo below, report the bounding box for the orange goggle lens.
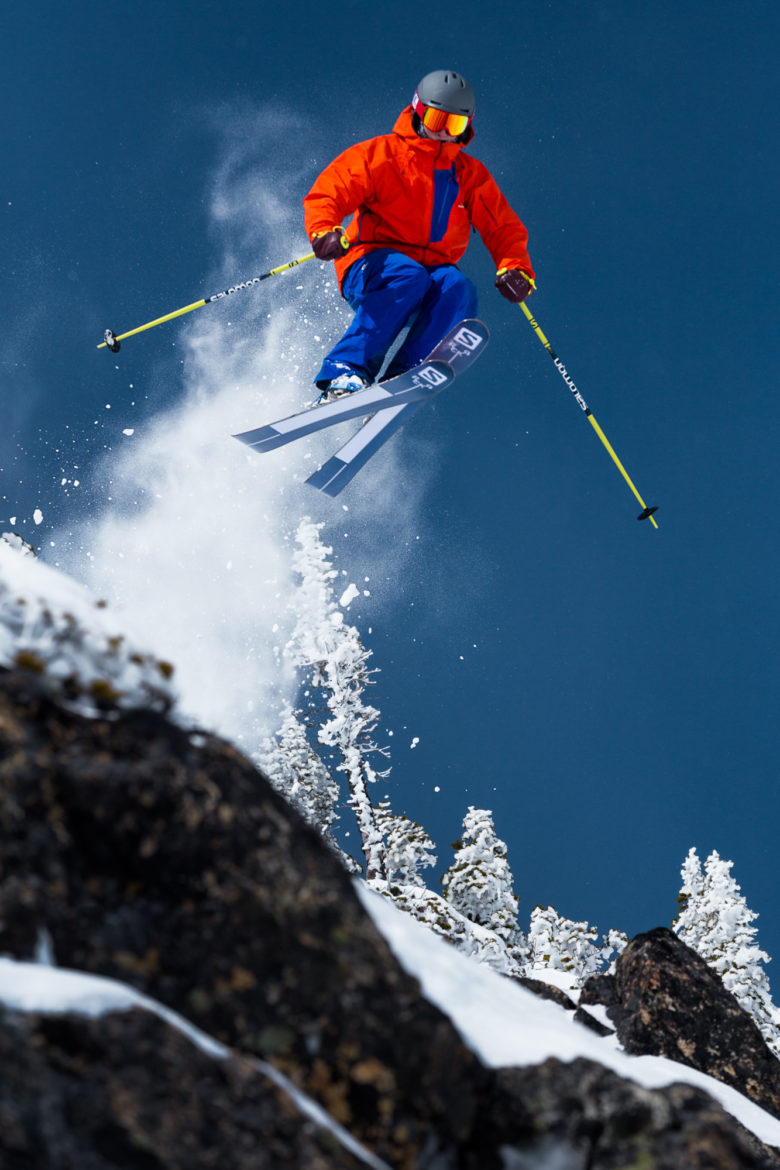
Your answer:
[419,105,470,137]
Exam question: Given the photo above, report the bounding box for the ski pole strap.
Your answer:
[97,251,317,350]
[519,301,659,528]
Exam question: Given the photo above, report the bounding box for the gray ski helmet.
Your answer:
[414,70,475,117]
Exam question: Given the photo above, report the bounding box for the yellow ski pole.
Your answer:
[98,251,317,352]
[520,301,659,528]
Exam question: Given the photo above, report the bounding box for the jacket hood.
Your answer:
[392,105,474,151]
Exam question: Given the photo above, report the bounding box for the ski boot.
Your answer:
[317,372,368,404]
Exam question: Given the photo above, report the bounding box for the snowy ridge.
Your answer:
[358,883,780,1150]
[3,472,779,1156]
[0,536,175,715]
[0,957,391,1170]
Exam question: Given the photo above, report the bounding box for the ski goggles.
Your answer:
[412,93,472,137]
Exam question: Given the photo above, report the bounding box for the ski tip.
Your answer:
[637,505,659,521]
[104,329,121,354]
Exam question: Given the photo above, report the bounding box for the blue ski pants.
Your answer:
[314,248,478,387]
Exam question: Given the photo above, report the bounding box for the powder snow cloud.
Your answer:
[55,101,439,755]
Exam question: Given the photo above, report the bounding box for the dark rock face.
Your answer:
[579,972,617,1009]
[0,667,484,1169]
[481,1057,780,1170]
[517,975,614,1037]
[1,664,779,1169]
[582,927,780,1121]
[0,1005,370,1169]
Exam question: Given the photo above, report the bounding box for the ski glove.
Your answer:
[312,229,350,261]
[495,268,535,304]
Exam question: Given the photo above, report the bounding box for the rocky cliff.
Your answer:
[1,664,778,1169]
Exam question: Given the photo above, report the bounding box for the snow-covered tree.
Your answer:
[374,800,436,889]
[442,807,526,959]
[675,847,780,1056]
[376,882,528,978]
[1,532,34,556]
[285,519,387,881]
[526,905,610,986]
[601,928,629,973]
[259,704,339,834]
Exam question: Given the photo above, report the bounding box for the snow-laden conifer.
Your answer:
[1,533,34,557]
[259,704,338,834]
[285,519,387,881]
[601,928,629,973]
[375,883,528,977]
[675,847,780,1056]
[442,807,526,962]
[374,800,436,888]
[526,905,608,985]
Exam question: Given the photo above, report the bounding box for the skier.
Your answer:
[304,69,536,400]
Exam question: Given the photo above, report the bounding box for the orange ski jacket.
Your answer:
[303,107,534,292]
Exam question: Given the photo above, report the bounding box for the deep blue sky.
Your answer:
[4,3,780,962]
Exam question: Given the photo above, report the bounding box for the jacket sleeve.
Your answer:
[462,159,535,279]
[303,141,375,242]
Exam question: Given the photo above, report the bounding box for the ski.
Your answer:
[306,319,490,496]
[233,361,453,454]
[414,318,489,379]
[305,402,417,495]
[233,319,489,493]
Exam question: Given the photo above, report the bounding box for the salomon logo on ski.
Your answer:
[452,326,483,351]
[417,365,450,387]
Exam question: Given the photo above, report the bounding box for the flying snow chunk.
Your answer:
[33,509,43,526]
[339,583,360,608]
[122,429,135,437]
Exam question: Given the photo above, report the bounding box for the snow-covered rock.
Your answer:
[0,535,175,715]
